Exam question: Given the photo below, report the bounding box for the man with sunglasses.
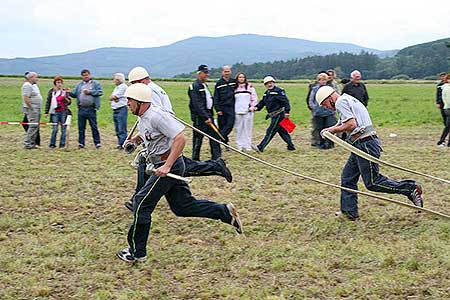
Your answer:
[316,86,423,220]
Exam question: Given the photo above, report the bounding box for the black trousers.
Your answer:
[439,109,450,145]
[217,106,235,144]
[257,114,295,151]
[22,114,40,146]
[128,157,231,257]
[134,155,224,195]
[191,113,221,160]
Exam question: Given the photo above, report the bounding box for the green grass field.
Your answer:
[1,78,449,300]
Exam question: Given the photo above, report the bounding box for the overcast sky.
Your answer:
[1,0,449,58]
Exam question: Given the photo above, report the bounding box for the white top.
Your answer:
[204,84,213,110]
[138,105,185,157]
[22,82,42,109]
[148,81,173,113]
[111,83,128,109]
[442,83,450,109]
[335,93,373,136]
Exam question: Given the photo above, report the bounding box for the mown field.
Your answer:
[1,78,449,300]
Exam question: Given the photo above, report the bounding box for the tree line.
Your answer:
[175,38,450,80]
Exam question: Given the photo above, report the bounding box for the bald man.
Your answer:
[214,66,236,146]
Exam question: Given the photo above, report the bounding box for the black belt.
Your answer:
[113,106,127,111]
[353,135,378,145]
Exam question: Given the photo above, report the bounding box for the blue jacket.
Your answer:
[69,80,103,110]
[309,84,334,117]
[188,79,213,120]
[256,86,291,115]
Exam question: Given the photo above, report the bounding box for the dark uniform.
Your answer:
[342,82,369,107]
[255,86,295,152]
[214,77,236,144]
[436,80,446,124]
[188,79,222,160]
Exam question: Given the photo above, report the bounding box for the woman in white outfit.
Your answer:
[233,72,257,151]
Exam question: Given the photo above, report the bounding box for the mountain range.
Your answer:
[0,34,397,78]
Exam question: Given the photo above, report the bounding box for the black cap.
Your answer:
[197,64,209,73]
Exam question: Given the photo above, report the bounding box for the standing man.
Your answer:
[188,65,222,160]
[327,69,340,93]
[341,70,369,107]
[436,72,447,125]
[22,72,42,149]
[110,73,128,149]
[117,83,242,263]
[214,66,236,146]
[69,69,103,149]
[316,86,423,220]
[251,76,296,152]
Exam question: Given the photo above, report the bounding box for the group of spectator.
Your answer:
[306,69,369,150]
[20,66,374,155]
[21,69,130,150]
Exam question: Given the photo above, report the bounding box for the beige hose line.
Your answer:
[323,131,450,185]
[174,116,450,220]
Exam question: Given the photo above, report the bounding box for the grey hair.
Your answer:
[222,65,231,71]
[113,72,125,83]
[350,70,361,78]
[25,72,38,80]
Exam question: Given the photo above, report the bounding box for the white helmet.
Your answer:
[263,76,275,84]
[315,86,335,105]
[128,66,150,83]
[124,83,152,103]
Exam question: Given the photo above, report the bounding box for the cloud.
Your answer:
[0,0,448,58]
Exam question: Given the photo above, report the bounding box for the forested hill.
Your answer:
[176,38,450,80]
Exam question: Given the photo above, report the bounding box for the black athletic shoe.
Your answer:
[226,203,243,234]
[287,145,296,151]
[216,158,232,183]
[408,184,424,208]
[335,211,359,221]
[124,200,133,212]
[251,144,262,153]
[116,247,146,263]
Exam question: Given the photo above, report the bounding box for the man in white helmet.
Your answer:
[127,66,173,112]
[117,83,243,263]
[250,76,295,152]
[316,86,424,220]
[124,66,233,212]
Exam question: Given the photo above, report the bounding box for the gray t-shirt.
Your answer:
[138,105,185,157]
[335,93,373,136]
[22,82,42,109]
[79,81,95,107]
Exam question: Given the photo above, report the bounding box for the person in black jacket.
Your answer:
[251,76,296,152]
[188,65,222,160]
[436,72,447,125]
[214,66,236,146]
[341,70,369,107]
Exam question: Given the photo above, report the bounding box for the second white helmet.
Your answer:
[263,76,275,84]
[128,66,150,83]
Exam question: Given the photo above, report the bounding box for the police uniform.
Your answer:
[188,79,222,160]
[255,86,295,152]
[214,77,236,144]
[336,93,421,219]
[124,105,233,260]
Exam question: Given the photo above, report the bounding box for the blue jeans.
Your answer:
[113,106,128,147]
[340,137,416,218]
[128,157,231,257]
[50,111,67,147]
[78,107,101,146]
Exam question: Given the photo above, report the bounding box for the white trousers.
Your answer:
[234,112,254,150]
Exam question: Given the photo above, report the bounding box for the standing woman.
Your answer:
[233,72,257,151]
[22,72,42,149]
[110,73,128,149]
[45,76,71,148]
[437,74,450,147]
